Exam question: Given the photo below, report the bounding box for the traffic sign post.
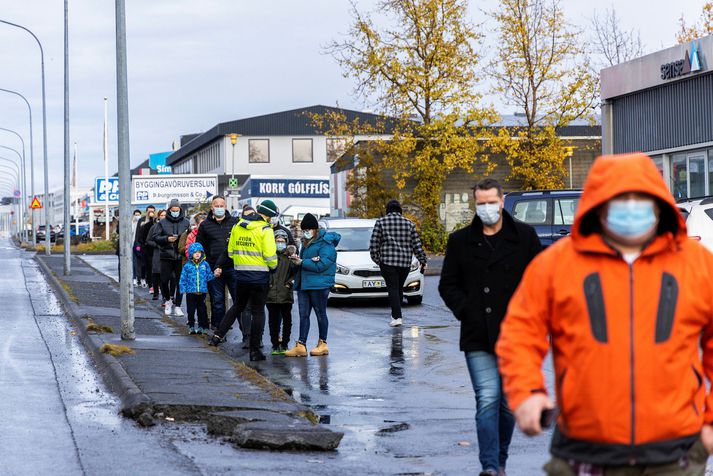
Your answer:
[29,196,42,209]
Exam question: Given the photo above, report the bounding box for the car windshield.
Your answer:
[333,227,373,252]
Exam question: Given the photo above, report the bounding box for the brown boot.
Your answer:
[310,339,329,356]
[285,342,308,357]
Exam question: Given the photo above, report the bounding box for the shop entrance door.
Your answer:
[687,153,708,198]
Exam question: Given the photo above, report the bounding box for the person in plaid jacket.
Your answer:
[369,199,427,327]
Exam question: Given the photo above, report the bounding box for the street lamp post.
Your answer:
[229,133,240,204]
[0,19,51,255]
[63,0,71,274]
[0,88,35,245]
[0,161,21,236]
[0,142,26,241]
[564,146,577,189]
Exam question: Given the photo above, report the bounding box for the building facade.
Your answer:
[601,35,713,200]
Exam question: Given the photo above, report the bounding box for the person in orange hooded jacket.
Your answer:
[496,153,713,475]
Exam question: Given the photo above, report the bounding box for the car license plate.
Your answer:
[363,280,385,288]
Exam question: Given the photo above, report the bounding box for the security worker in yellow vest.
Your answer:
[209,200,279,361]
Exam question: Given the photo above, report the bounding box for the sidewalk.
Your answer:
[35,254,342,451]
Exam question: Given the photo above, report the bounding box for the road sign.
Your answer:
[228,177,239,189]
[13,189,21,199]
[94,177,120,204]
[29,197,42,209]
[131,174,219,205]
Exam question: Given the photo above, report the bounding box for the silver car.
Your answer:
[319,218,425,304]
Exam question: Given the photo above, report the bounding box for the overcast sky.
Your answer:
[0,0,707,193]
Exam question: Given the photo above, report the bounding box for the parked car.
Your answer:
[677,196,713,252]
[319,218,425,304]
[504,190,582,247]
[36,225,56,243]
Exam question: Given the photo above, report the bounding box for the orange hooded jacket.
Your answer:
[496,153,713,465]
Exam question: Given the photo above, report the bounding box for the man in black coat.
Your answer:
[155,199,190,317]
[438,178,541,476]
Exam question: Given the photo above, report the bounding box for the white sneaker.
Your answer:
[164,299,173,315]
[389,317,403,327]
[140,279,148,288]
[132,278,139,287]
[174,306,184,317]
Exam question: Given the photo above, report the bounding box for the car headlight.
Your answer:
[336,264,350,275]
[410,260,420,272]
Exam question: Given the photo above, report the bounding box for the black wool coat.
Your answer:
[438,211,541,354]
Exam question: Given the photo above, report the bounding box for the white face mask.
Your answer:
[303,230,314,240]
[476,203,501,226]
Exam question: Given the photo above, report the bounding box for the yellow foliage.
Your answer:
[489,0,597,190]
[677,2,713,43]
[99,343,134,356]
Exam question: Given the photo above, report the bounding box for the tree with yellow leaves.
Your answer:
[490,0,598,190]
[677,2,713,43]
[322,0,497,250]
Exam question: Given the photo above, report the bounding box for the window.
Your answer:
[512,199,549,225]
[326,138,347,163]
[554,198,579,225]
[293,138,313,163]
[671,153,687,199]
[249,139,269,163]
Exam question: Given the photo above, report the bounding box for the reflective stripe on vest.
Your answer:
[230,249,262,257]
[235,264,269,272]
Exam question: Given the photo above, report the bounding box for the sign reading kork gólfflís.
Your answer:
[131,174,219,205]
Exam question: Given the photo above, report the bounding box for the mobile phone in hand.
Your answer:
[540,408,557,429]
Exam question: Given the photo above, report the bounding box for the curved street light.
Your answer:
[0,128,28,241]
[0,87,36,245]
[0,18,50,254]
[0,143,26,240]
[0,169,20,236]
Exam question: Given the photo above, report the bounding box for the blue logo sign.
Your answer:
[95,177,120,203]
[245,178,330,199]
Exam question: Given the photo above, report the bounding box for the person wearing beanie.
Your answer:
[209,198,279,361]
[266,228,296,355]
[154,199,190,318]
[285,213,340,358]
[369,199,427,327]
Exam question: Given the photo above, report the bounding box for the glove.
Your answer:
[135,245,141,252]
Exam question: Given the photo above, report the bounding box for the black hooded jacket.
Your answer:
[154,209,190,261]
[196,210,239,269]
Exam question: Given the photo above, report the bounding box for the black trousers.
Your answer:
[380,264,410,320]
[160,259,183,306]
[143,248,154,283]
[267,303,292,348]
[216,283,268,351]
[186,293,208,328]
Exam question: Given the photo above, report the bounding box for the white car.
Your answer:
[319,218,425,304]
[678,197,713,252]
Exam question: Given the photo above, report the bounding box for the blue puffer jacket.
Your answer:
[179,243,215,294]
[294,229,341,291]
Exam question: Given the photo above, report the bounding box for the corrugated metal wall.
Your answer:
[612,73,713,153]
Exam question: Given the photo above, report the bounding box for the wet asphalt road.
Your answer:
[83,254,554,475]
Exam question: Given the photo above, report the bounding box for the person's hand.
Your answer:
[214,268,222,278]
[168,236,177,243]
[701,424,713,454]
[311,256,321,262]
[514,393,555,436]
[290,256,303,265]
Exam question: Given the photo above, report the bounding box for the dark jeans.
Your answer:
[216,283,268,351]
[465,351,515,472]
[151,273,161,297]
[380,264,410,319]
[207,268,238,328]
[160,259,183,306]
[297,289,329,344]
[267,303,292,348]
[143,249,154,282]
[132,249,145,280]
[185,293,208,328]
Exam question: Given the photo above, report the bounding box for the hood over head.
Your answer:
[573,153,686,244]
[318,229,341,246]
[188,242,205,260]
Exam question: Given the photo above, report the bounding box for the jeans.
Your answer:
[143,248,154,282]
[185,293,208,328]
[380,264,409,319]
[465,351,515,472]
[297,289,330,344]
[132,248,145,280]
[160,259,183,306]
[207,268,238,328]
[267,303,293,348]
[216,283,268,351]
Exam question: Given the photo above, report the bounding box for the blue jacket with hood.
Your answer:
[294,229,341,291]
[179,243,215,294]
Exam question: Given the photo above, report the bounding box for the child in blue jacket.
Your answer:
[179,242,215,334]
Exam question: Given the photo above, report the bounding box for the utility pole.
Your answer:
[103,98,110,240]
[63,0,71,275]
[116,0,135,340]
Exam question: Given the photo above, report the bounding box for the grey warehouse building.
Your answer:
[601,35,713,200]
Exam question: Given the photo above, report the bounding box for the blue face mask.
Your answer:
[170,211,180,218]
[276,242,287,252]
[213,207,225,218]
[606,199,657,238]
